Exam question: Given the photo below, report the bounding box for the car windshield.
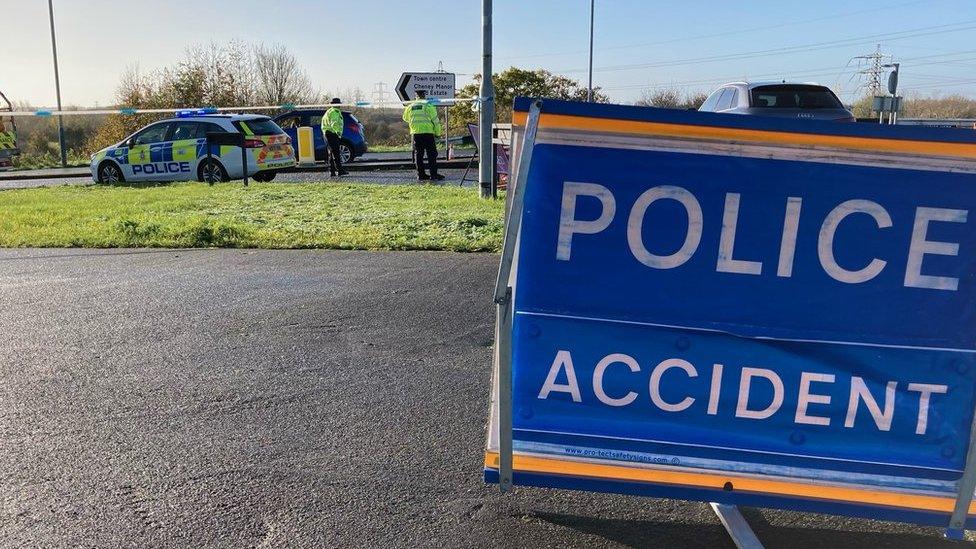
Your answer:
[235,118,285,135]
[750,85,843,109]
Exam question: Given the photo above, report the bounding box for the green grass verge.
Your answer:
[367,144,412,153]
[368,143,476,153]
[0,181,505,252]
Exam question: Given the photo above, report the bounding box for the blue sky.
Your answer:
[7,0,976,107]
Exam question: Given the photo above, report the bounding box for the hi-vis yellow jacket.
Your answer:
[402,101,441,136]
[322,107,344,135]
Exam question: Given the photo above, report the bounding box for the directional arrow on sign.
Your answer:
[396,72,456,102]
[396,73,414,102]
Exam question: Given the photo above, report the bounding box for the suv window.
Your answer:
[277,116,300,129]
[750,85,843,109]
[715,88,734,111]
[233,118,284,136]
[699,89,724,111]
[132,123,170,145]
[308,112,350,127]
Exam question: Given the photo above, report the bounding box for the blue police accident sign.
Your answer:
[485,98,976,528]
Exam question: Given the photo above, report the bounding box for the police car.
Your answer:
[90,111,295,183]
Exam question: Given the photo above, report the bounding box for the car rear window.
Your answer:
[750,85,843,109]
[234,118,285,135]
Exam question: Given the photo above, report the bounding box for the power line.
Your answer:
[596,0,934,53]
[554,19,976,75]
[601,49,976,92]
[601,49,976,101]
[444,0,934,64]
[900,78,976,92]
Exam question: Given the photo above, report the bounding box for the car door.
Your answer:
[275,114,301,157]
[166,121,205,181]
[125,122,171,181]
[305,113,328,158]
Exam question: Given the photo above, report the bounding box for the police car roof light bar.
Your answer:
[176,108,218,118]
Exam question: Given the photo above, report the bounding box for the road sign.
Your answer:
[873,95,903,113]
[486,97,976,534]
[396,72,456,102]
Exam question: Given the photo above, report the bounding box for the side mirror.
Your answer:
[125,138,135,149]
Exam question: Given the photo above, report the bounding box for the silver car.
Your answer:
[699,82,855,122]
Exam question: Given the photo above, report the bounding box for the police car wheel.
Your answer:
[339,143,353,164]
[198,160,228,183]
[98,162,124,183]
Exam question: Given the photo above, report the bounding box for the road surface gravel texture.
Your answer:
[0,249,963,547]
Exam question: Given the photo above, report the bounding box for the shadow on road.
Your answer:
[534,508,961,548]
[533,511,735,547]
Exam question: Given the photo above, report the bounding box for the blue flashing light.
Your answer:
[176,107,218,118]
[35,110,52,117]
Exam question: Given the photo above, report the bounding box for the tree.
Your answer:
[636,88,708,110]
[448,67,610,130]
[253,43,316,106]
[902,93,976,118]
[850,92,976,119]
[87,42,318,152]
[636,88,681,108]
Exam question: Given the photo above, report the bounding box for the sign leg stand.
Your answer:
[945,402,976,540]
[710,503,764,549]
[491,100,542,493]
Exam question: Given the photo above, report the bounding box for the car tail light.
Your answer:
[244,138,265,148]
[346,124,360,134]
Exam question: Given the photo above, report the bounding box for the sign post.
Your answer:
[487,97,976,543]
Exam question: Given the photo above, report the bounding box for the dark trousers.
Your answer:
[325,131,343,174]
[412,133,438,177]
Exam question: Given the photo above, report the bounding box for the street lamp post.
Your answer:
[479,0,495,198]
[47,0,67,168]
[587,0,594,102]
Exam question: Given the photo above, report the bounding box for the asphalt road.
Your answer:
[0,249,963,548]
[0,168,475,190]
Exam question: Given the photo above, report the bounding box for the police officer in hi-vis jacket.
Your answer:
[321,98,349,176]
[402,90,444,182]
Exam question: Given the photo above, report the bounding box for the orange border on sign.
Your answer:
[484,451,976,515]
[511,111,976,160]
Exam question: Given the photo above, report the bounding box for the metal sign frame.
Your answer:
[493,100,542,491]
[488,98,976,542]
